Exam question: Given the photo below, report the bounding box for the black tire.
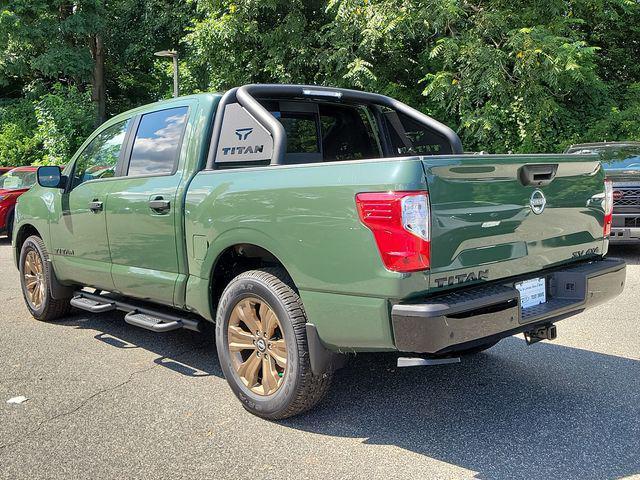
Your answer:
[19,235,72,321]
[215,268,332,420]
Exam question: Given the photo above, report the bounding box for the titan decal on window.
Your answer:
[216,103,273,162]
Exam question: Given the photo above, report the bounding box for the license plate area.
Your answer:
[515,277,547,310]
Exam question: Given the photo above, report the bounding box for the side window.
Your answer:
[126,107,188,176]
[71,119,130,189]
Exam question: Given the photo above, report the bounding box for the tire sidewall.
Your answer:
[215,274,303,417]
[19,236,50,319]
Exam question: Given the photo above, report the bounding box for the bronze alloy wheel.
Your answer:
[216,268,333,419]
[227,297,287,395]
[23,249,46,310]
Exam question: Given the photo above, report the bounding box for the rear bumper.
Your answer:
[391,258,626,354]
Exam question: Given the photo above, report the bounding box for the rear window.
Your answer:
[277,113,319,153]
[266,103,382,163]
[218,99,450,167]
[319,104,381,161]
[384,110,450,156]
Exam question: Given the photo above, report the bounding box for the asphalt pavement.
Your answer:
[0,237,638,479]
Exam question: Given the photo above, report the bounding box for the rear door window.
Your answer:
[126,107,188,176]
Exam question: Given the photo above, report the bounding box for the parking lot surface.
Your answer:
[0,238,638,480]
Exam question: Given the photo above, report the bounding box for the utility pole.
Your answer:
[154,50,179,98]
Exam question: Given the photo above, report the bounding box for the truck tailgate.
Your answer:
[424,154,606,290]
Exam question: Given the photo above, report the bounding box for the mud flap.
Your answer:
[306,323,347,375]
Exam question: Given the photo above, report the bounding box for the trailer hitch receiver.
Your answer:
[524,324,557,345]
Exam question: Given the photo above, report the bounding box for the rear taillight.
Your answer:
[604,179,613,237]
[355,191,430,272]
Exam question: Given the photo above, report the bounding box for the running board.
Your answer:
[124,312,184,332]
[71,291,202,332]
[70,295,116,313]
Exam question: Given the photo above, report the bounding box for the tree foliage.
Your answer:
[0,0,639,166]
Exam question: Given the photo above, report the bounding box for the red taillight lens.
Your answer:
[355,191,430,272]
[604,179,613,237]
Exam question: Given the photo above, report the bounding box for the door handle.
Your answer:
[149,198,171,213]
[88,200,103,212]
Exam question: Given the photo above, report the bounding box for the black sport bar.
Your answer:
[206,84,463,168]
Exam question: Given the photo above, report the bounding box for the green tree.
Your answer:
[1,0,639,166]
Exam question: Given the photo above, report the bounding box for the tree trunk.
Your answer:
[91,34,106,126]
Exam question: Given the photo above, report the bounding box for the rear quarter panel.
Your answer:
[185,159,430,297]
[184,159,432,349]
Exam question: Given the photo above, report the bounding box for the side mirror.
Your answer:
[37,166,66,189]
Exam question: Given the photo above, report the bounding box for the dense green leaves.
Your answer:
[0,0,639,166]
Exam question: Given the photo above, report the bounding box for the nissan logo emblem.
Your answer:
[530,189,546,214]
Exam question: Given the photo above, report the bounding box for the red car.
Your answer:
[0,167,15,176]
[0,166,38,239]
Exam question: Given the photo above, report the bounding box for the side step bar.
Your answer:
[71,291,202,333]
[70,296,116,313]
[124,312,184,333]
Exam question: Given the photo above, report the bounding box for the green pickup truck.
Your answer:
[13,84,625,419]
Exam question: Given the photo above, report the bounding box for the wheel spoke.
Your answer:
[261,305,278,338]
[228,325,256,351]
[33,282,41,307]
[236,299,262,333]
[24,275,37,289]
[237,351,262,387]
[24,255,34,275]
[270,339,287,368]
[261,355,280,395]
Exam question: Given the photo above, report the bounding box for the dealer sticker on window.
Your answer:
[515,277,546,310]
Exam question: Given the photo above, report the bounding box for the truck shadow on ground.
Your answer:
[60,310,220,378]
[294,340,640,480]
[59,310,639,480]
[608,244,640,265]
